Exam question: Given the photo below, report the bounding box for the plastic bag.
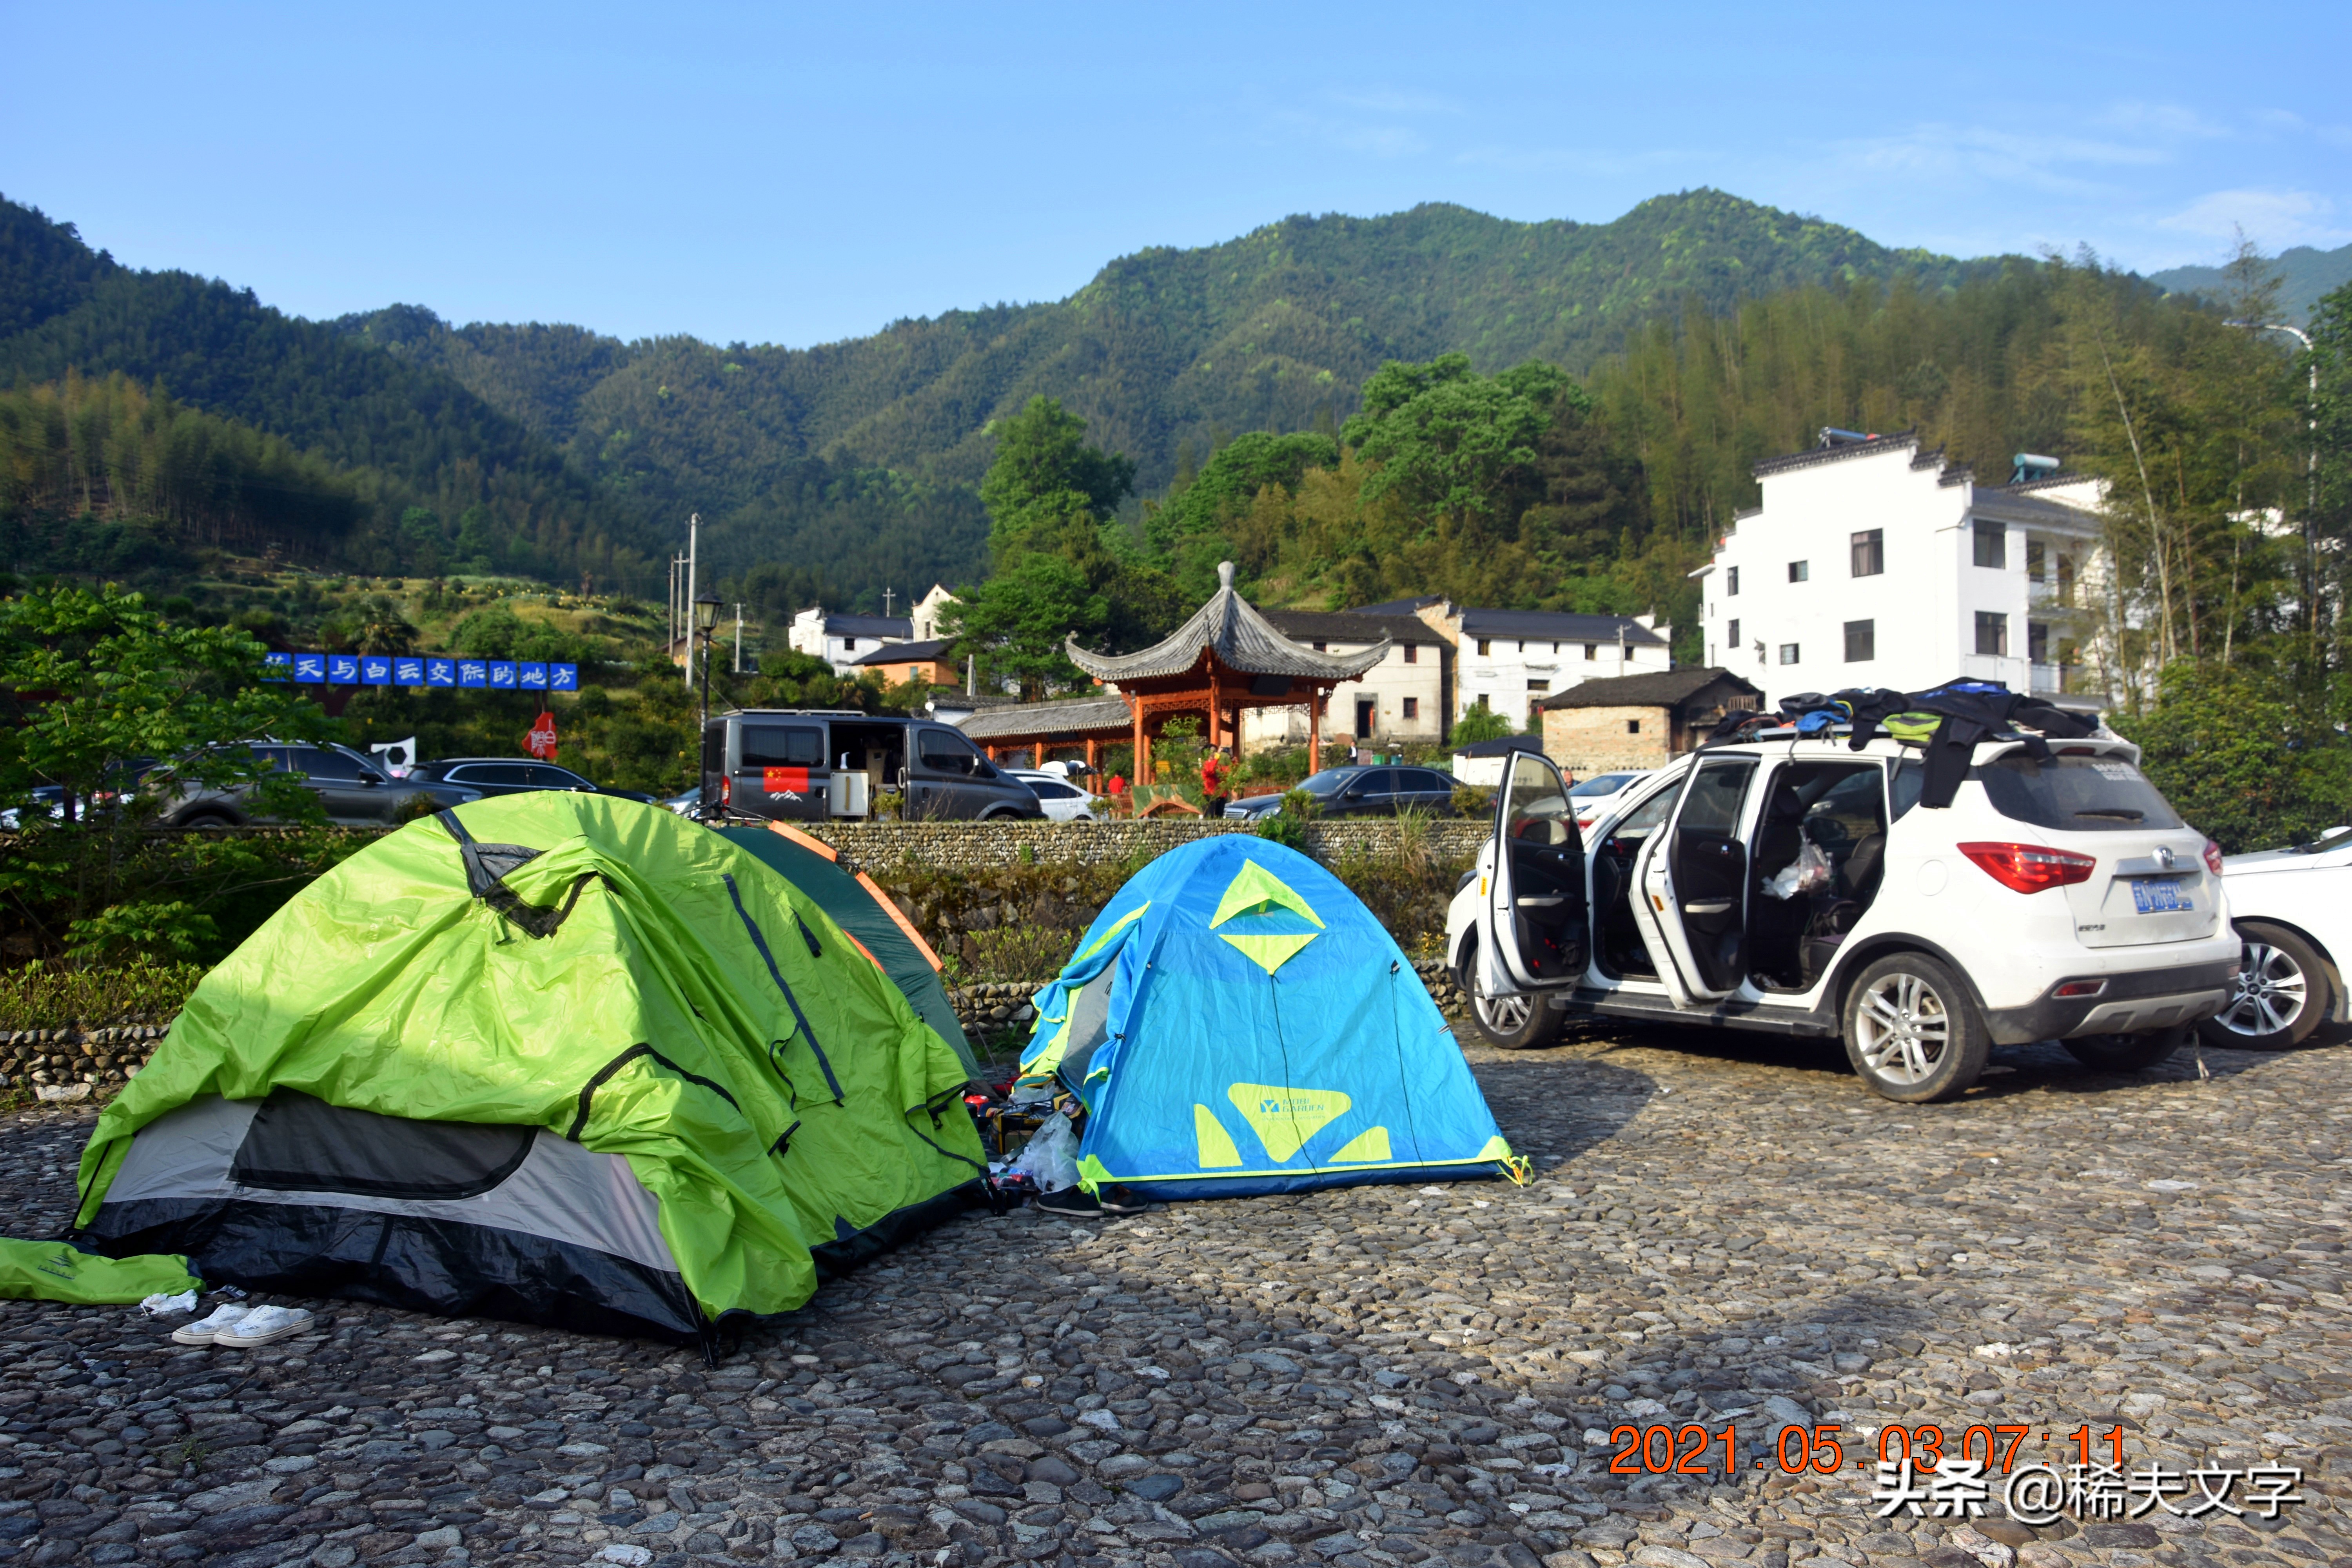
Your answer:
[1764,840,1833,900]
[1008,1110,1081,1192]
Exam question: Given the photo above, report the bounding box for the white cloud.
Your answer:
[2096,101,2231,141]
[1326,87,1462,117]
[2156,188,2352,249]
[1835,120,2167,200]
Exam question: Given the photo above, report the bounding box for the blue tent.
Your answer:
[1019,837,1527,1200]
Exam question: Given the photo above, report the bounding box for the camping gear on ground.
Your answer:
[69,795,985,1347]
[1019,836,1527,1200]
[172,1302,251,1344]
[0,1238,200,1305]
[1006,1110,1082,1192]
[211,1303,313,1346]
[715,823,980,1078]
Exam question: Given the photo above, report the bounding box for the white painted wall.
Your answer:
[1240,641,1447,751]
[1457,628,1670,722]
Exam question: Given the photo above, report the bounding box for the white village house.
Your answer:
[1238,608,1450,751]
[1695,431,2109,711]
[1355,598,1673,728]
[788,584,957,678]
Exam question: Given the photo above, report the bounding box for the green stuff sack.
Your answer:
[0,1238,199,1305]
[1881,711,1945,746]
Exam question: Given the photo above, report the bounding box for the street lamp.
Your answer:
[695,593,721,818]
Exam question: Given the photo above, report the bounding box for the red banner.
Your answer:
[763,766,810,795]
[525,711,558,760]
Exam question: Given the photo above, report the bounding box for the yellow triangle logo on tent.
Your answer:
[1219,931,1318,975]
[1194,1104,1243,1168]
[1328,1126,1392,1164]
[1227,1082,1349,1162]
[1209,860,1324,930]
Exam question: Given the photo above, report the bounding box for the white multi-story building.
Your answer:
[1695,432,2108,711]
[1357,599,1673,726]
[787,608,913,675]
[1240,608,1450,751]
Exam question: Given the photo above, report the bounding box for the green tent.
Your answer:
[72,795,986,1345]
[716,824,981,1078]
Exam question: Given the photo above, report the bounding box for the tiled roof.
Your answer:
[958,696,1135,740]
[1348,595,1446,615]
[1751,430,1920,480]
[1067,563,1387,683]
[1537,667,1762,711]
[819,613,913,639]
[849,638,949,666]
[1257,608,1442,646]
[1459,609,1667,646]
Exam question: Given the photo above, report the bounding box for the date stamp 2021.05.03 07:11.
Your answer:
[1605,1419,2308,1524]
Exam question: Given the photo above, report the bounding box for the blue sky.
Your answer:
[5,1,2346,347]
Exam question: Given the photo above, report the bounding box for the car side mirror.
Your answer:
[358,774,381,786]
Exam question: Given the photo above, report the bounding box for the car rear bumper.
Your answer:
[1982,960,2236,1044]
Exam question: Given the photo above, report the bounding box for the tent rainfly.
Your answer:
[1019,836,1528,1200]
[71,796,987,1346]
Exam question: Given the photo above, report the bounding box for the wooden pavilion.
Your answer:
[1065,562,1389,783]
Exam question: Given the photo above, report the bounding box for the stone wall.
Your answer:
[2,1024,168,1100]
[1540,705,1675,774]
[802,817,1487,873]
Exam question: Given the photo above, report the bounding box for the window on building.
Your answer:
[2028,621,2049,663]
[1403,644,1417,664]
[1779,643,1801,665]
[1312,641,1327,652]
[1402,697,1419,720]
[1552,641,1561,653]
[1974,520,2007,568]
[1844,619,1875,662]
[1627,719,1641,735]
[1788,560,1810,583]
[1477,638,1492,656]
[1851,529,1884,576]
[2026,540,2046,581]
[1518,640,1527,653]
[1727,566,1740,596]
[1976,611,2009,656]
[1528,679,1549,693]
[1726,618,1739,650]
[1584,643,1597,660]
[843,637,857,651]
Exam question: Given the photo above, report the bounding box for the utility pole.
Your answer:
[683,514,699,690]
[733,603,744,675]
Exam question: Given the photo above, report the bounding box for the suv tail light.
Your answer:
[1958,841,2098,893]
[2203,840,2224,875]
[719,776,731,806]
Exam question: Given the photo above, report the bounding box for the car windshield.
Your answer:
[1297,769,1363,795]
[1974,752,2185,833]
[1571,773,1637,797]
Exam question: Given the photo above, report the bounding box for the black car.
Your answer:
[405,758,657,803]
[1223,765,1458,820]
[161,743,483,827]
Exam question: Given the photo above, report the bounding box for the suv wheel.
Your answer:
[2064,1023,2190,1073]
[177,809,238,831]
[1841,952,1989,1102]
[2199,921,2329,1051]
[1459,933,1565,1051]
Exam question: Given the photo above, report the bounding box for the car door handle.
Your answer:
[1683,898,1735,915]
[1519,896,1566,907]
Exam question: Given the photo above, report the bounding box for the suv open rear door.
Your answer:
[1486,750,1590,989]
[1632,755,1759,1004]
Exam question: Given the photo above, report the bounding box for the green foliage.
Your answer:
[448,603,590,662]
[980,396,1134,554]
[1449,704,1519,744]
[1343,354,1579,526]
[0,956,206,1029]
[2109,661,2352,853]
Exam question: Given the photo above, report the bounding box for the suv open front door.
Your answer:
[1633,755,1759,1003]
[1486,750,1590,989]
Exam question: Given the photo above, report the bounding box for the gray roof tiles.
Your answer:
[1066,563,1388,684]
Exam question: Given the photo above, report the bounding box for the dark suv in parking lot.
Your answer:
[1222,764,1458,820]
[163,743,482,827]
[404,758,655,802]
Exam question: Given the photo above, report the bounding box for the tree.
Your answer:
[2109,659,2351,853]
[0,582,332,959]
[980,396,1135,564]
[937,554,1108,700]
[1449,703,1520,745]
[1343,355,1579,530]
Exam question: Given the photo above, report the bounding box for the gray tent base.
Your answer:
[81,1092,982,1346]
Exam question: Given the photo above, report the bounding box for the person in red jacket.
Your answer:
[1200,747,1232,818]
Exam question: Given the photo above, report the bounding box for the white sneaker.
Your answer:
[212,1305,314,1347]
[170,1303,252,1345]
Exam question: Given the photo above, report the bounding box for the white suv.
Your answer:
[1445,735,2239,1102]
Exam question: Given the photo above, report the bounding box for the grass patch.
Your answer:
[0,958,203,1029]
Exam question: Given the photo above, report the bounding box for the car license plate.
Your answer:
[2129,878,2192,913]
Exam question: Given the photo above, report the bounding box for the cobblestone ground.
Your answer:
[2,1025,2348,1568]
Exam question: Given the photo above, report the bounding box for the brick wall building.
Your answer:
[1538,668,1762,774]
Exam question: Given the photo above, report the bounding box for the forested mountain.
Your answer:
[0,185,2254,617]
[2148,241,2352,328]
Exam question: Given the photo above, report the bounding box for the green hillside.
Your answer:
[3,188,2009,604]
[2147,241,2352,328]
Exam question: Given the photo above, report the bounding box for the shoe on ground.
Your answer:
[1096,1183,1149,1214]
[212,1305,314,1347]
[1033,1185,1102,1218]
[170,1303,252,1346]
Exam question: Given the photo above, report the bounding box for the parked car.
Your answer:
[1569,770,1650,832]
[662,785,702,818]
[1222,764,1457,820]
[1445,737,2238,1103]
[0,760,160,829]
[404,758,657,803]
[700,709,1044,822]
[162,742,482,827]
[1005,768,1103,822]
[2203,824,2352,1049]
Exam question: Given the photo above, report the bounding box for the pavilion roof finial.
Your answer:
[1217,560,1235,591]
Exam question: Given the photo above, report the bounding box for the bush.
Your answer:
[2110,661,2352,853]
[0,957,205,1029]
